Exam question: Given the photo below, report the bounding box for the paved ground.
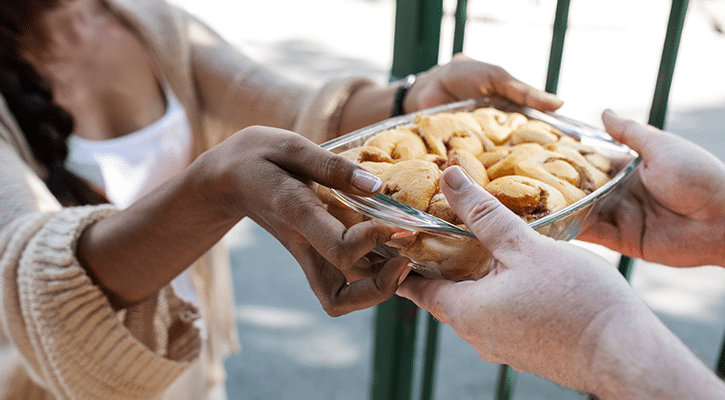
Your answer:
[169,0,725,398]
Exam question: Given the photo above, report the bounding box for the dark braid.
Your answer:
[0,1,107,206]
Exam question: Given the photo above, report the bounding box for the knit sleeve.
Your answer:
[174,7,377,146]
[293,76,377,144]
[0,206,201,400]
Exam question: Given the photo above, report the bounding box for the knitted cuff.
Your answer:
[294,76,377,144]
[5,206,201,399]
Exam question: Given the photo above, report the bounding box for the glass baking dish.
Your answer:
[320,96,641,280]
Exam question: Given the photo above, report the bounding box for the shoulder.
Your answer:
[0,95,45,176]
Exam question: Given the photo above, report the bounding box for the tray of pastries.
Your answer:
[318,96,640,281]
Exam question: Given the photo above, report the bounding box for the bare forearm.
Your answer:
[76,156,241,307]
[337,84,398,136]
[581,304,725,400]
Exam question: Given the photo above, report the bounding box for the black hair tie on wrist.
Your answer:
[391,74,416,117]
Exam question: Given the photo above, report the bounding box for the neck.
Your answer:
[19,0,107,62]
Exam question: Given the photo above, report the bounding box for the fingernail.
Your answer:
[352,169,382,193]
[398,264,413,285]
[391,229,416,239]
[544,91,562,102]
[443,166,473,191]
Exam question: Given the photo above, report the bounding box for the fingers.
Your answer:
[295,202,399,270]
[495,78,564,112]
[302,252,411,316]
[263,129,382,196]
[601,109,676,156]
[332,257,411,314]
[440,166,537,261]
[396,274,458,325]
[419,55,563,113]
[474,59,562,111]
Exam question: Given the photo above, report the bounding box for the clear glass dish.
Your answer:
[320,96,641,280]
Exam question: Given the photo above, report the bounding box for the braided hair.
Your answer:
[0,0,107,206]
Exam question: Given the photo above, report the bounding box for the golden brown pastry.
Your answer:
[451,111,497,151]
[426,193,459,224]
[548,145,611,189]
[508,120,563,146]
[364,127,428,162]
[486,143,544,180]
[485,175,567,221]
[378,159,441,211]
[476,147,510,169]
[338,145,394,164]
[388,233,492,281]
[514,150,588,205]
[443,149,489,187]
[416,112,484,157]
[547,138,612,175]
[470,107,528,144]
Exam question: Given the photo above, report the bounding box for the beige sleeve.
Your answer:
[293,76,377,144]
[181,8,376,145]
[0,206,201,400]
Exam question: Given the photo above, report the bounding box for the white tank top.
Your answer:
[66,87,193,208]
[65,87,201,322]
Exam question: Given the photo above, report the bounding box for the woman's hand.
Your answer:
[578,110,725,267]
[338,54,562,135]
[404,54,564,114]
[203,126,412,316]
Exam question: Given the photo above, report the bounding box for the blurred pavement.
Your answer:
[168,0,725,398]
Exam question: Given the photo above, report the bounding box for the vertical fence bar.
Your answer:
[648,0,688,130]
[371,1,443,399]
[371,297,420,400]
[419,313,441,400]
[390,0,444,80]
[717,344,725,378]
[495,364,518,400]
[544,0,571,94]
[452,0,468,55]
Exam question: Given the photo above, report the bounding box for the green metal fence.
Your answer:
[370,0,723,399]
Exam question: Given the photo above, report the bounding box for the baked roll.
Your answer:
[416,112,484,157]
[485,175,567,221]
[364,127,428,162]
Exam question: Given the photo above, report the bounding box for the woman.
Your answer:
[0,0,563,398]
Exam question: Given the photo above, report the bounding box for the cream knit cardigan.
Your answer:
[0,0,375,398]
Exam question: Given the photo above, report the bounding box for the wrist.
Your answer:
[337,84,398,135]
[391,74,417,117]
[572,302,634,397]
[190,149,247,222]
[579,302,725,400]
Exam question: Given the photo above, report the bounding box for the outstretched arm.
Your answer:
[78,126,410,314]
[397,166,725,399]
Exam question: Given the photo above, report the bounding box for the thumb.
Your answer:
[441,166,536,261]
[601,109,664,156]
